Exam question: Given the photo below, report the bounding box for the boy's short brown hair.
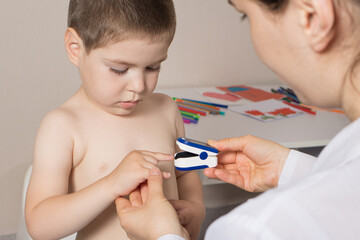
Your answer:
[68,0,176,53]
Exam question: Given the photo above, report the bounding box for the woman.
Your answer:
[116,0,360,239]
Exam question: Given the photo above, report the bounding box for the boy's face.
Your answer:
[77,37,170,116]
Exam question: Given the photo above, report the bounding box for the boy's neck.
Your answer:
[74,86,111,115]
[74,85,144,118]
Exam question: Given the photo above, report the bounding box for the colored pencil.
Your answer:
[182,99,221,110]
[181,98,228,109]
[279,87,300,101]
[286,87,296,95]
[182,118,191,124]
[179,100,225,115]
[173,97,225,115]
[299,103,345,114]
[276,89,301,104]
[178,106,207,116]
[182,116,198,124]
[177,103,210,115]
[283,101,316,115]
[180,110,200,120]
[176,100,221,115]
[175,98,221,110]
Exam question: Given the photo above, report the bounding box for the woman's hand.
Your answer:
[204,135,290,192]
[116,168,189,240]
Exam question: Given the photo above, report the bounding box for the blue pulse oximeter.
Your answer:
[174,137,218,171]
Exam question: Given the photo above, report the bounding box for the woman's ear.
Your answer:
[64,28,83,66]
[298,0,336,52]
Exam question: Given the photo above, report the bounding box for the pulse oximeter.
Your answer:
[174,137,218,171]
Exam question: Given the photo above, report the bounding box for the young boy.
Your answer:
[25,1,205,239]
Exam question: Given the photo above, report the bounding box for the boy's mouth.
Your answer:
[118,100,140,109]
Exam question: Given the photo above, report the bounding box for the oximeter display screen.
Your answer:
[177,137,218,154]
[182,138,210,147]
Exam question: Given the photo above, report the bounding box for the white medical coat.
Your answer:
[160,118,360,240]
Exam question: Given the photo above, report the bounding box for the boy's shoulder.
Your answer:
[144,92,180,122]
[38,102,78,134]
[147,92,178,111]
[149,92,175,102]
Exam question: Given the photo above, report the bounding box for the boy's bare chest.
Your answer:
[69,113,177,191]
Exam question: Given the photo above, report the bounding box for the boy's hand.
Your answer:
[204,135,290,192]
[169,199,205,240]
[116,168,189,240]
[107,150,174,197]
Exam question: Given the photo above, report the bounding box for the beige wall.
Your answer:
[0,0,279,235]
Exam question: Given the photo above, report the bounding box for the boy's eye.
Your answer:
[110,67,128,76]
[110,66,161,75]
[146,66,161,72]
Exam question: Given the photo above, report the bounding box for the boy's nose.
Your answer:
[128,72,146,94]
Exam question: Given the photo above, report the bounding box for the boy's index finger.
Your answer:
[142,151,174,161]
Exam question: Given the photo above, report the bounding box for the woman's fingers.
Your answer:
[205,167,247,189]
[203,167,217,179]
[140,182,148,203]
[115,197,132,213]
[208,135,256,152]
[204,164,238,181]
[216,151,239,164]
[214,169,245,188]
[204,164,225,179]
[147,168,166,200]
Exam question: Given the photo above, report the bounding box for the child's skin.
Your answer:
[25,28,205,240]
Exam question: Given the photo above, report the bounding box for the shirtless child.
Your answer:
[25,1,205,239]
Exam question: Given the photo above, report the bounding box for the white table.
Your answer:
[156,86,350,184]
[157,86,349,148]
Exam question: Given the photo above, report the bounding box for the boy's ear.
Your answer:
[298,0,336,52]
[64,28,83,66]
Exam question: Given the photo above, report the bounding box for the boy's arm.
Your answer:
[174,170,205,240]
[172,108,205,240]
[25,110,116,239]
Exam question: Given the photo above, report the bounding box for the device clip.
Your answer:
[174,137,218,171]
